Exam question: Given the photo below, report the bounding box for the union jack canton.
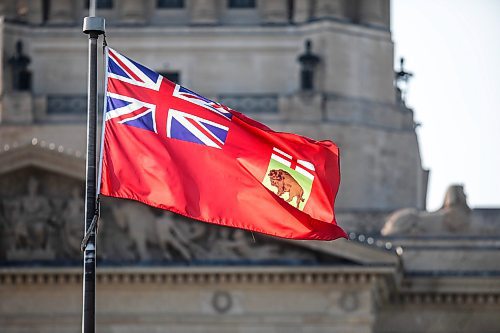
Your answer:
[104,48,233,149]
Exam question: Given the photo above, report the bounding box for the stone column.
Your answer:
[49,0,73,24]
[314,0,346,20]
[359,0,390,28]
[293,0,310,23]
[261,0,287,24]
[190,0,218,25]
[119,0,146,24]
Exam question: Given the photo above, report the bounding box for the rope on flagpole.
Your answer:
[81,197,100,252]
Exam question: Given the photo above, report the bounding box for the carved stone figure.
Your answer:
[232,230,281,259]
[9,201,27,250]
[104,201,207,261]
[19,177,51,250]
[381,185,471,236]
[204,228,249,260]
[0,171,321,263]
[108,200,158,261]
[61,187,85,258]
[154,213,197,261]
[4,177,56,260]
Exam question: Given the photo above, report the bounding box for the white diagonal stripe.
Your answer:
[118,109,157,133]
[168,109,222,149]
[108,48,162,91]
[105,92,156,121]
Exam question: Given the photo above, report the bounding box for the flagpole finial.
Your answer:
[83,16,105,35]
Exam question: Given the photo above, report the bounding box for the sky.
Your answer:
[391,0,500,210]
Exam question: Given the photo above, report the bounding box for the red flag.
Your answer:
[99,48,346,241]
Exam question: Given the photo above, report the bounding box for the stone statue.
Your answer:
[19,177,52,250]
[9,201,27,250]
[232,230,281,259]
[108,200,158,261]
[60,187,85,258]
[381,185,471,236]
[103,201,207,261]
[8,40,32,91]
[297,40,320,90]
[204,228,247,260]
[205,228,291,261]
[154,213,195,260]
[4,177,56,260]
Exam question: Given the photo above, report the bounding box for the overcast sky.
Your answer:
[391,0,500,210]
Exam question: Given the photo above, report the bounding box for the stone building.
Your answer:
[0,1,499,332]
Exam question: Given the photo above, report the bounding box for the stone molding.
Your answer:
[393,292,500,306]
[0,266,393,286]
[0,139,85,180]
[4,267,499,306]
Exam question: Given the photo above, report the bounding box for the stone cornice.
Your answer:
[0,139,85,179]
[393,292,500,306]
[0,266,394,286]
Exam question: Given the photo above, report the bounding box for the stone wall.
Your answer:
[0,267,389,333]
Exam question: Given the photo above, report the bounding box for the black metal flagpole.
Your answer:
[81,0,104,331]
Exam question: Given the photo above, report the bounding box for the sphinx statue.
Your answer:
[381,185,471,236]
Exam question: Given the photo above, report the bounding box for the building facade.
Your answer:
[0,1,499,332]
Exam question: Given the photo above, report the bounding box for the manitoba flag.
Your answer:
[99,48,347,241]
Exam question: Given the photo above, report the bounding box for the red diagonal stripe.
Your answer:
[186,117,222,147]
[109,49,142,82]
[114,106,150,123]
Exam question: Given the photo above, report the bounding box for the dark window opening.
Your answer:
[42,0,50,23]
[228,0,256,9]
[85,0,114,9]
[159,71,181,84]
[287,0,294,23]
[157,0,184,8]
[344,0,360,23]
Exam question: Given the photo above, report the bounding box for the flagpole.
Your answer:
[82,1,105,332]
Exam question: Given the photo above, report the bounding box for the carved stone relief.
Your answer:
[0,168,83,261]
[0,168,319,264]
[99,197,317,263]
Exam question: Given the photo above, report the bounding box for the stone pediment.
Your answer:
[0,140,85,180]
[0,142,398,268]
